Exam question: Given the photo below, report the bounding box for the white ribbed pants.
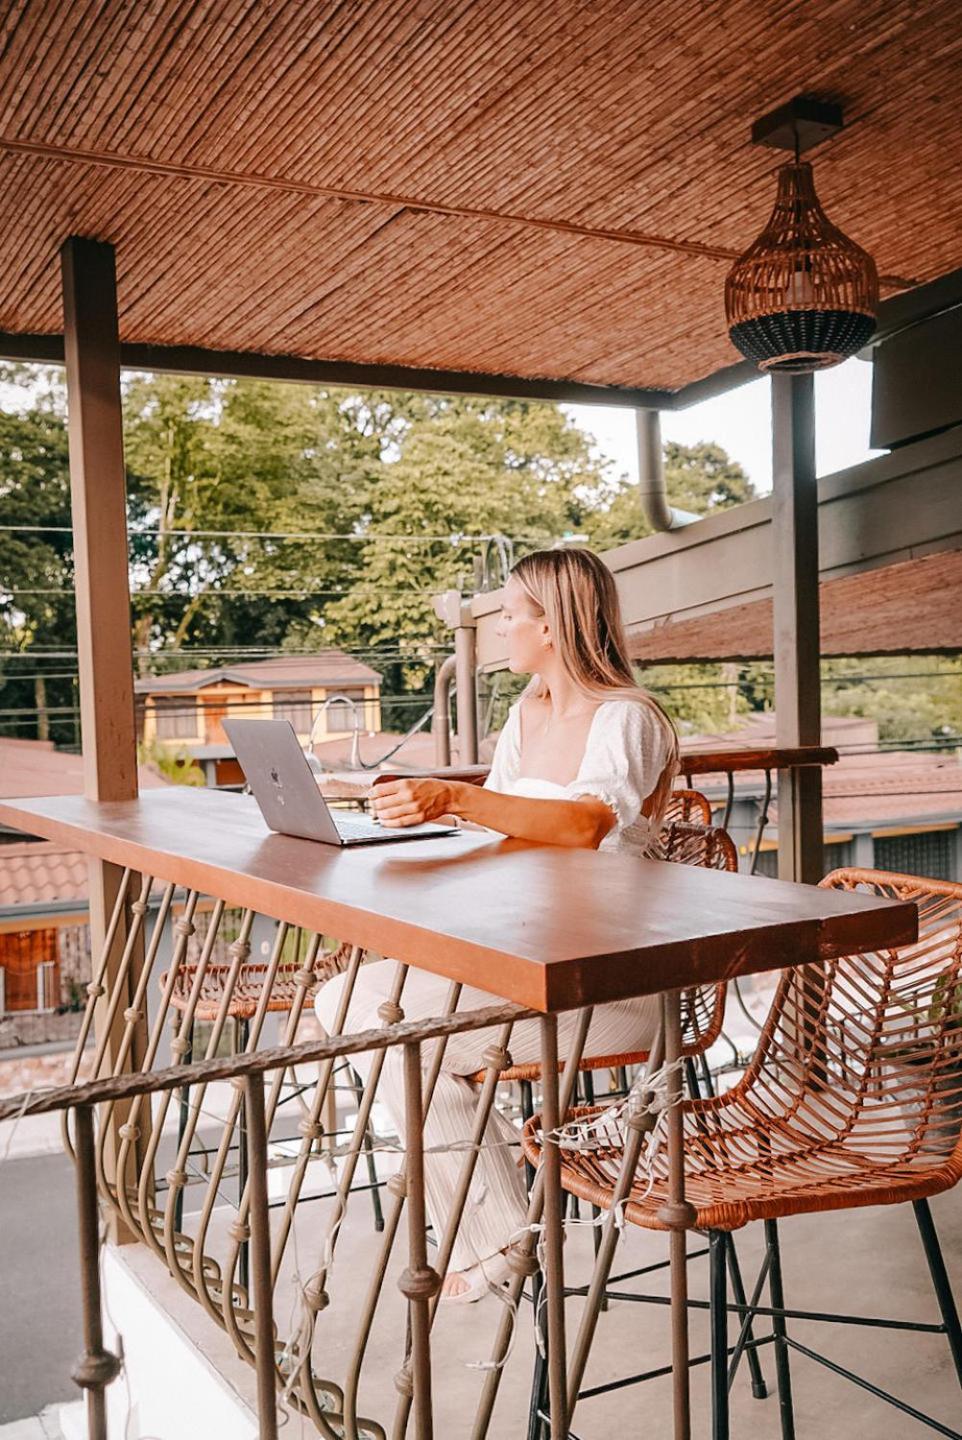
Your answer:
[315,960,661,1273]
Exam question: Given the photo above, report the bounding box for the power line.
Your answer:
[3,587,451,599]
[0,524,537,544]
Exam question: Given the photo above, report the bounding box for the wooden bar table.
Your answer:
[0,789,918,1439]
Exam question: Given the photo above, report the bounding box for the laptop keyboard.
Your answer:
[334,815,388,839]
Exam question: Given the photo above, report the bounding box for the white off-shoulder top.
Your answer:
[483,697,675,856]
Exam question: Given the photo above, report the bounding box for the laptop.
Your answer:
[223,717,461,847]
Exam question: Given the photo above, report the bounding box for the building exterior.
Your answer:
[685,713,962,881]
[135,652,382,786]
[0,737,170,1043]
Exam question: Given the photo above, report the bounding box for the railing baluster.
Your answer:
[71,1104,121,1440]
[659,989,697,1440]
[244,1071,279,1440]
[538,1013,568,1440]
[96,879,176,1222]
[392,1016,513,1438]
[162,908,256,1294]
[62,867,133,1159]
[399,1040,439,1439]
[345,981,463,1440]
[472,1006,592,1438]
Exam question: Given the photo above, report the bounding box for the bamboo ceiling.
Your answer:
[0,0,959,393]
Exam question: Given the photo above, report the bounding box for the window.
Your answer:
[153,695,199,739]
[0,928,59,1012]
[875,831,954,883]
[272,689,313,734]
[323,689,367,732]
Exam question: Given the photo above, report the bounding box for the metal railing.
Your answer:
[1,865,615,1439]
[0,749,840,1437]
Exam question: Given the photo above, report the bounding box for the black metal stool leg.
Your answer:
[724,1234,769,1399]
[684,1059,767,1402]
[173,1021,193,1235]
[765,1218,796,1440]
[710,1230,730,1440]
[914,1198,962,1386]
[520,1079,536,1196]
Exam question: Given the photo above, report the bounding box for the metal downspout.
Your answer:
[636,409,699,532]
[432,654,457,767]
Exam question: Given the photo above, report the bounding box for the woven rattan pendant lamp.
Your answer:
[726,98,879,373]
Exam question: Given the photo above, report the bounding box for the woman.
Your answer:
[315,548,678,1301]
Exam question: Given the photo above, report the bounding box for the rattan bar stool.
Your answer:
[162,937,383,1285]
[472,821,771,1430]
[468,820,735,1142]
[663,787,713,827]
[523,868,962,1439]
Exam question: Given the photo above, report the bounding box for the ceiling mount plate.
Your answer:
[751,96,844,153]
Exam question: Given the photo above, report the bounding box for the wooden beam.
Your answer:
[771,373,823,885]
[61,236,148,1238]
[0,330,671,410]
[61,241,138,802]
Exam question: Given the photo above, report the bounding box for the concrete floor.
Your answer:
[165,1103,962,1439]
[4,1041,961,1437]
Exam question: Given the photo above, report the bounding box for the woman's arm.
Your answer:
[370,777,616,850]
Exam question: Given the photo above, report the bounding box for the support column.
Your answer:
[771,373,824,884]
[62,237,147,1237]
[433,590,478,765]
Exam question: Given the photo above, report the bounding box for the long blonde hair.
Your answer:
[511,548,679,822]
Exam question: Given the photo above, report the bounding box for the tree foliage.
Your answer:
[2,366,955,750]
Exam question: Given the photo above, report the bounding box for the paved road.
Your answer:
[0,1130,220,1424]
[0,1151,81,1423]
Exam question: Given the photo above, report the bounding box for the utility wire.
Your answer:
[0,524,540,543]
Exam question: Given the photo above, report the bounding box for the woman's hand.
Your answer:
[369,777,457,828]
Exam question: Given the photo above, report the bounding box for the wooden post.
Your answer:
[771,373,824,884]
[434,590,478,765]
[62,237,148,1238]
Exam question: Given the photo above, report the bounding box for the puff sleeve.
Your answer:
[564,700,673,831]
[483,701,522,793]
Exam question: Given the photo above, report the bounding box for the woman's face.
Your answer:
[495,575,551,674]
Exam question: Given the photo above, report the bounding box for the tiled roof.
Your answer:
[0,841,89,907]
[683,714,962,831]
[134,651,382,694]
[0,738,169,801]
[629,551,962,662]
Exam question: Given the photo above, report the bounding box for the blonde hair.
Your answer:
[511,548,679,823]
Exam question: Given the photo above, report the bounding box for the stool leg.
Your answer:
[527,1266,548,1440]
[685,1060,766,1401]
[913,1198,962,1386]
[724,1235,768,1400]
[520,1079,536,1195]
[709,1230,730,1440]
[351,1063,385,1233]
[173,1021,193,1235]
[765,1219,795,1440]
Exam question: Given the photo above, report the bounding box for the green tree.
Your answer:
[0,364,75,744]
[310,397,611,720]
[583,440,756,552]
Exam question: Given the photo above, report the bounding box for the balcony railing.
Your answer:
[0,747,848,1439]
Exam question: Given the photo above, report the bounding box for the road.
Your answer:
[0,1151,81,1423]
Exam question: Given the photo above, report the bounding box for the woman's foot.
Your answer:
[440,1248,512,1304]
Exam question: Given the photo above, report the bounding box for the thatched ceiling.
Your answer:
[0,0,959,393]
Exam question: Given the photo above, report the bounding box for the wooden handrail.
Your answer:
[679,745,839,776]
[375,747,839,786]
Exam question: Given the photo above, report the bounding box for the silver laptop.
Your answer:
[223,718,460,847]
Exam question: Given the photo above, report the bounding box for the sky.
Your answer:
[1,355,882,498]
[565,355,883,495]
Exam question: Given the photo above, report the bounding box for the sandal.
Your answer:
[439,1249,513,1305]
